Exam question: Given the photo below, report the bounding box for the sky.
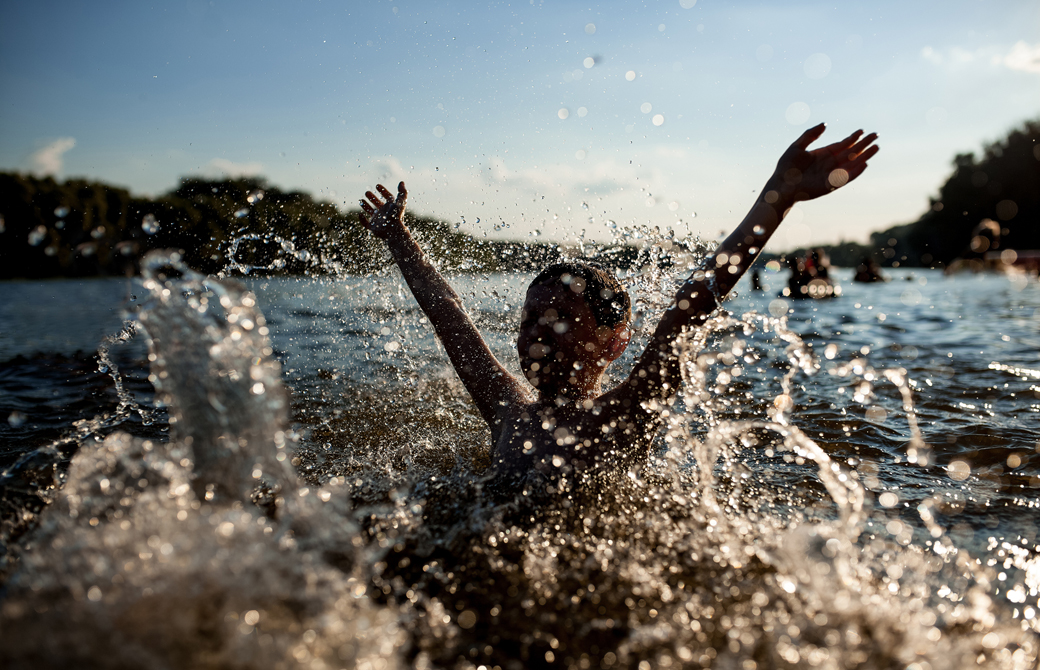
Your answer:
[1,0,1038,250]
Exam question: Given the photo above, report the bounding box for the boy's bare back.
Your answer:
[358,125,878,491]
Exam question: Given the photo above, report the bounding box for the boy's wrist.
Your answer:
[761,175,797,211]
[382,219,412,245]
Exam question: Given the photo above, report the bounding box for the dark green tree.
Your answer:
[872,118,1040,267]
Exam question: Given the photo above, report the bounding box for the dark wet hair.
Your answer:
[529,261,632,328]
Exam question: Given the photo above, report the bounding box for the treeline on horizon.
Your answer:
[0,118,1036,280]
[807,117,1039,269]
[0,174,598,280]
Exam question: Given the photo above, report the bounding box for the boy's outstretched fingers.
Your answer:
[795,122,827,148]
[816,129,863,157]
[843,136,880,182]
[848,133,879,160]
[358,182,409,237]
[376,184,396,204]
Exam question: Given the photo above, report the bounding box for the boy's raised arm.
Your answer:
[620,124,879,407]
[359,182,529,428]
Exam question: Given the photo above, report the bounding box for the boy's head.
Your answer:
[518,261,632,397]
[528,261,631,329]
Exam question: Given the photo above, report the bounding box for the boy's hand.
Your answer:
[359,181,408,239]
[769,124,879,203]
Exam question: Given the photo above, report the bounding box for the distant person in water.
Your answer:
[357,124,878,495]
[853,256,886,283]
[750,269,764,291]
[785,247,837,299]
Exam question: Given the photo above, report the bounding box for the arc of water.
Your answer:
[221,232,321,277]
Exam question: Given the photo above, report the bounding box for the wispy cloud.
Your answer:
[919,45,986,67]
[921,42,1040,75]
[481,156,634,197]
[206,158,264,177]
[29,137,76,176]
[999,41,1040,74]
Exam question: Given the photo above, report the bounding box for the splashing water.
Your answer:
[1,238,1039,668]
[1,252,399,668]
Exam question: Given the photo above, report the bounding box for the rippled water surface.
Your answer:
[2,264,1040,669]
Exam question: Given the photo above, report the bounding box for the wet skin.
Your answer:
[357,126,880,488]
[516,282,627,402]
[493,282,647,480]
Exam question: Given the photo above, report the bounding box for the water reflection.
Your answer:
[1,264,1040,668]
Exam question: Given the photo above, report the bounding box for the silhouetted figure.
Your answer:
[853,256,885,283]
[945,219,1004,274]
[784,248,837,299]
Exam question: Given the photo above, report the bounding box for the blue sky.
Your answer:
[1,0,1037,249]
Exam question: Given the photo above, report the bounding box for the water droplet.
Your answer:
[558,108,570,120]
[803,53,832,79]
[584,23,596,34]
[680,0,697,8]
[878,491,899,507]
[583,56,595,69]
[640,102,652,114]
[652,114,665,126]
[28,225,47,246]
[142,214,159,234]
[54,206,70,218]
[577,107,588,118]
[828,169,849,189]
[246,190,265,204]
[7,411,26,427]
[581,202,589,210]
[948,459,971,481]
[625,70,636,81]
[91,226,106,240]
[752,225,765,235]
[433,125,446,138]
[234,208,250,219]
[785,101,811,125]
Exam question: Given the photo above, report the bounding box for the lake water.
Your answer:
[2,260,1040,668]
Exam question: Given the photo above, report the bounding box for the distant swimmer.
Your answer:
[356,125,878,496]
[751,269,764,291]
[784,247,838,299]
[853,256,886,283]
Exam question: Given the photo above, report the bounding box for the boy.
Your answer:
[359,124,878,495]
